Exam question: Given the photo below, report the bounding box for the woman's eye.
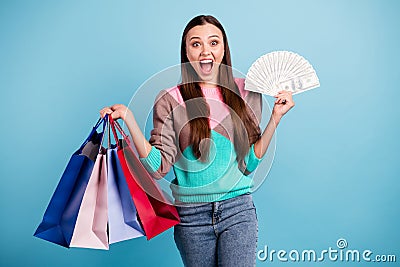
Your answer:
[211,40,218,46]
[192,42,200,47]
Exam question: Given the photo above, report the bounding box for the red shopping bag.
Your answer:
[109,117,180,240]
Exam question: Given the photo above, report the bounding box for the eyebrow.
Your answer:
[189,35,221,41]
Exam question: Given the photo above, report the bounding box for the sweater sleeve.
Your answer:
[244,143,265,174]
[242,82,265,175]
[139,90,178,178]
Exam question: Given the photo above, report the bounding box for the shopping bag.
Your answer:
[109,117,180,240]
[107,144,145,244]
[69,146,109,250]
[34,116,107,247]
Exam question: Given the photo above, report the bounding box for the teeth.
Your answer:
[200,60,213,63]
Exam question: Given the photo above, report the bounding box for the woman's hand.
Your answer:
[100,104,133,121]
[100,104,151,158]
[272,90,295,121]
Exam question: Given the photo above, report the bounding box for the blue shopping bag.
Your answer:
[34,116,107,247]
[107,144,145,244]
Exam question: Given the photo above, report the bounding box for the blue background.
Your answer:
[1,0,399,266]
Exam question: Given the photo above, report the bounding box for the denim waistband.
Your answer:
[174,192,252,209]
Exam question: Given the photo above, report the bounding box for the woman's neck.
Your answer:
[199,82,218,89]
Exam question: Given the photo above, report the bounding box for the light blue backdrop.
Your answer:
[0,0,399,266]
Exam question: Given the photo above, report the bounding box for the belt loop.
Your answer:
[212,202,216,225]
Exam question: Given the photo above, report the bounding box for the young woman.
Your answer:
[101,15,294,267]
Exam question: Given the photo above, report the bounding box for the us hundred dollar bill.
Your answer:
[278,72,320,95]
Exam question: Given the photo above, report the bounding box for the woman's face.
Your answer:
[185,23,225,85]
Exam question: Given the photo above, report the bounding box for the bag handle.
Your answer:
[79,115,108,151]
[110,117,132,146]
[109,116,118,147]
[112,117,128,138]
[109,116,130,149]
[98,114,109,153]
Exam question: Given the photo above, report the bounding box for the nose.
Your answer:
[201,44,211,56]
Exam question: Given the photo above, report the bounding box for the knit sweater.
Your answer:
[139,78,265,203]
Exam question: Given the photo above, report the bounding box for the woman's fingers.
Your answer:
[111,104,127,111]
[100,104,130,120]
[111,104,128,120]
[274,90,294,105]
[100,105,124,118]
[275,91,290,98]
[274,96,287,104]
[100,107,113,118]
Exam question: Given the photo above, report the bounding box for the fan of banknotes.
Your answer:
[244,51,320,96]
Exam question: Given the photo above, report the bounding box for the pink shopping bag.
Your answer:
[69,148,109,250]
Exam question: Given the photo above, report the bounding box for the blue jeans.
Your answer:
[174,193,258,267]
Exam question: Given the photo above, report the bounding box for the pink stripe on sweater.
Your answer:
[165,78,247,129]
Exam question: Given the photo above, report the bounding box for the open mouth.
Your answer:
[199,59,213,74]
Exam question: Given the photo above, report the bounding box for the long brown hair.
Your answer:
[179,15,259,167]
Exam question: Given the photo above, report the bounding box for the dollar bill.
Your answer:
[278,71,320,94]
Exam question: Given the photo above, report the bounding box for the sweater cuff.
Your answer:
[139,146,161,173]
[245,143,264,173]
